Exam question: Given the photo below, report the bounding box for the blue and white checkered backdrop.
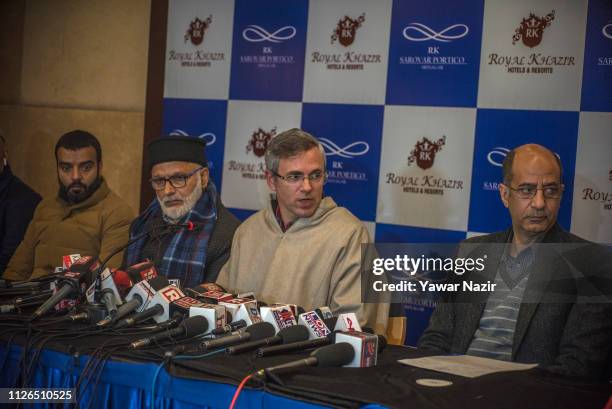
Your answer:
[161,0,612,344]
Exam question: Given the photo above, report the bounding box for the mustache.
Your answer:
[68,182,87,190]
[162,195,181,204]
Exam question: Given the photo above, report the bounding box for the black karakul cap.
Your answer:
[147,136,207,170]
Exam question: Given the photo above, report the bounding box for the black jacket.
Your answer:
[418,223,612,380]
[0,167,41,274]
[202,200,241,282]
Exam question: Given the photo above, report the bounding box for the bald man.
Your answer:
[419,144,612,379]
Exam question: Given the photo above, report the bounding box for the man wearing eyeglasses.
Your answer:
[419,144,612,379]
[123,136,240,287]
[217,128,389,333]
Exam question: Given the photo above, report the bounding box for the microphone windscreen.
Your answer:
[246,322,275,340]
[112,269,133,297]
[296,306,305,315]
[149,276,170,290]
[68,256,97,273]
[180,315,209,337]
[377,335,387,353]
[311,343,354,367]
[323,317,338,330]
[278,325,309,344]
[198,282,226,293]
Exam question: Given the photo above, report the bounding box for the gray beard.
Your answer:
[158,182,203,224]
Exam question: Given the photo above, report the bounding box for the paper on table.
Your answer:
[398,355,538,378]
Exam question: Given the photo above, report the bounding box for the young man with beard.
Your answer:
[2,130,134,281]
[123,136,240,287]
[217,128,389,333]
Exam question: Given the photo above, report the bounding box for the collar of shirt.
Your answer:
[500,232,535,288]
[272,199,294,233]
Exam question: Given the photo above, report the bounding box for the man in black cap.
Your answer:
[124,136,240,287]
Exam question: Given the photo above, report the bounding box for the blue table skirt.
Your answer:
[0,344,386,409]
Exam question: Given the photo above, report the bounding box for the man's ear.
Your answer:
[265,170,276,192]
[200,167,209,188]
[98,160,103,174]
[499,183,510,208]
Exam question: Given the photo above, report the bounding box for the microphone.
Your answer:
[1,296,49,313]
[31,256,98,319]
[90,268,126,319]
[217,298,260,326]
[111,276,170,327]
[226,324,309,355]
[111,269,138,298]
[169,296,228,330]
[62,254,83,270]
[255,333,334,357]
[148,284,185,323]
[211,319,247,336]
[260,304,297,332]
[6,290,53,306]
[126,261,159,283]
[88,221,198,305]
[332,313,362,332]
[335,331,381,367]
[261,343,355,375]
[130,315,209,349]
[100,288,118,318]
[298,310,332,339]
[115,304,164,329]
[114,281,181,328]
[197,322,275,352]
[191,289,234,304]
[191,282,227,293]
[315,306,333,319]
[233,302,263,326]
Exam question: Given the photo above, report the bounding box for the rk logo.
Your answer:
[407,136,446,170]
[331,13,366,47]
[246,127,277,157]
[185,16,213,46]
[512,10,555,48]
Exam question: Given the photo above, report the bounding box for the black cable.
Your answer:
[76,338,125,403]
[23,327,86,386]
[0,331,18,376]
[22,324,105,387]
[84,345,127,409]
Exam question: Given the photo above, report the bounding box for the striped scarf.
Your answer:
[126,183,218,288]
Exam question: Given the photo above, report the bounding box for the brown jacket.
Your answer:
[2,179,134,281]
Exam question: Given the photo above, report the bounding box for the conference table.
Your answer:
[0,319,610,409]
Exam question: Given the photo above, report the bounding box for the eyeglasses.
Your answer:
[504,184,564,200]
[150,167,203,190]
[270,170,327,185]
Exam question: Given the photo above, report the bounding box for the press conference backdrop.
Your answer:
[160,0,612,345]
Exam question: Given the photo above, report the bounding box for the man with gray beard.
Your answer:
[123,136,240,287]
